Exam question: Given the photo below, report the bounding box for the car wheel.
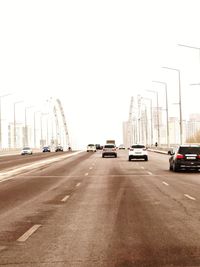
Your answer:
[128,157,131,161]
[145,156,148,161]
[102,154,104,158]
[169,163,173,171]
[173,163,179,172]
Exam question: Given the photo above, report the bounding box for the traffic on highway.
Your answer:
[0,148,200,266]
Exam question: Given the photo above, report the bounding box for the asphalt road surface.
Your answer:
[0,150,200,266]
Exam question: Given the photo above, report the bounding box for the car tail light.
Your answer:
[130,148,134,151]
[143,148,146,151]
[103,148,106,151]
[197,155,200,159]
[176,154,184,159]
[112,148,116,151]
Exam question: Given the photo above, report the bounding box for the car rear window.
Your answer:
[88,144,95,146]
[178,146,200,154]
[131,145,145,149]
[104,145,115,148]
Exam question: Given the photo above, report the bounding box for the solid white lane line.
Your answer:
[17,224,41,242]
[0,177,13,183]
[76,182,81,187]
[184,194,196,201]
[85,173,89,176]
[0,151,84,182]
[162,181,169,186]
[61,195,70,202]
[147,171,153,175]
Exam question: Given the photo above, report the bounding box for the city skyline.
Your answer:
[1,1,200,148]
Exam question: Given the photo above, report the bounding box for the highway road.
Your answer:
[0,150,200,266]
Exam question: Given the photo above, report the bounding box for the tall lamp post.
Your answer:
[0,93,11,149]
[41,113,48,147]
[152,80,170,148]
[146,90,160,147]
[13,100,23,148]
[162,67,183,144]
[34,110,41,148]
[141,97,153,147]
[24,106,34,146]
[137,95,142,143]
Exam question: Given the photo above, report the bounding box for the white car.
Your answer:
[21,147,33,155]
[87,144,96,152]
[128,144,148,161]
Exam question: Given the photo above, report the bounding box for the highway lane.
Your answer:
[0,151,75,171]
[1,150,200,266]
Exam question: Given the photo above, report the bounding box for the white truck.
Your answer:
[106,140,116,145]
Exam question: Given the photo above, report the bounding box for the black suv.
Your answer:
[169,145,200,171]
[55,145,63,152]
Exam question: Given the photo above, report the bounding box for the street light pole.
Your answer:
[41,113,48,147]
[137,95,142,143]
[141,97,153,147]
[34,111,40,148]
[162,67,183,144]
[146,90,160,147]
[13,100,23,148]
[24,106,34,146]
[152,81,170,148]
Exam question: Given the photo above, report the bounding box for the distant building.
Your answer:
[186,113,200,140]
[168,117,187,145]
[8,123,24,148]
[152,107,163,129]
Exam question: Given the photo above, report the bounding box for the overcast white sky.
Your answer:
[0,0,200,149]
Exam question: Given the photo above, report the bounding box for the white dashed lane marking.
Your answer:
[89,167,93,170]
[17,224,41,242]
[85,173,89,176]
[147,171,153,175]
[0,151,84,183]
[61,195,70,202]
[0,246,6,252]
[184,194,196,201]
[162,181,169,186]
[76,182,81,187]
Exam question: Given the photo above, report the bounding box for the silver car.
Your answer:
[21,147,33,155]
[102,144,117,158]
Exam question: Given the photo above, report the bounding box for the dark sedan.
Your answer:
[42,146,51,152]
[55,146,63,152]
